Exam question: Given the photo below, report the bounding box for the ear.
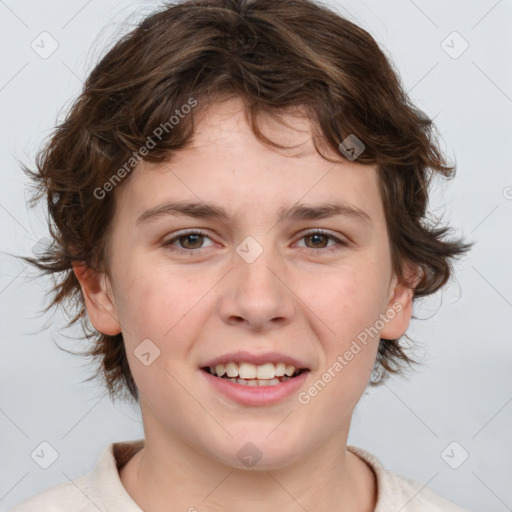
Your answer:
[72,262,121,336]
[379,263,421,340]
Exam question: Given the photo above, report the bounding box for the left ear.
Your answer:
[379,263,421,340]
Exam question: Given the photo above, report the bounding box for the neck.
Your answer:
[119,429,377,511]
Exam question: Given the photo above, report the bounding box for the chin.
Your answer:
[209,433,305,471]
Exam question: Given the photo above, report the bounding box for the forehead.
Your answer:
[114,98,385,229]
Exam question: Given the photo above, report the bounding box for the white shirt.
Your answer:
[9,439,471,511]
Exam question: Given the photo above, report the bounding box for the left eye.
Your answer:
[163,230,347,253]
[296,231,345,250]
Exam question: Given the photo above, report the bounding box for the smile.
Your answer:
[200,363,310,406]
[201,361,307,387]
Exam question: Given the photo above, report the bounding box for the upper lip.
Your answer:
[201,351,310,369]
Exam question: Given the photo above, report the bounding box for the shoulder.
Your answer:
[8,474,96,512]
[347,445,472,512]
[8,440,144,512]
[383,472,471,512]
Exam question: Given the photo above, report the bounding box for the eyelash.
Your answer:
[162,229,348,255]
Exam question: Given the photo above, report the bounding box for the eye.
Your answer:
[163,230,214,253]
[294,230,348,253]
[162,229,348,255]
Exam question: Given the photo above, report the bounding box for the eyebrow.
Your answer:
[136,200,372,226]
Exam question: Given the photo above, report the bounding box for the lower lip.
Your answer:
[200,369,310,406]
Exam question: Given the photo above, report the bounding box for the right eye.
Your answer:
[163,230,215,253]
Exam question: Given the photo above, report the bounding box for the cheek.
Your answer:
[114,267,201,400]
[112,253,185,326]
[112,258,216,370]
[300,272,388,414]
[307,266,389,339]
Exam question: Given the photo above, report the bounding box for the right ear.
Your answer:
[72,262,121,336]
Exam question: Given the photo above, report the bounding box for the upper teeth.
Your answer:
[209,362,299,379]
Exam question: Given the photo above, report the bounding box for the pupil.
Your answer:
[309,234,326,248]
[182,234,202,248]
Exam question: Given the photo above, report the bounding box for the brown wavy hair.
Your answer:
[20,0,472,403]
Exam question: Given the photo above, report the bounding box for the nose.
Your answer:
[217,243,296,332]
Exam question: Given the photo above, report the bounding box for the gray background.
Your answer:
[1,0,511,510]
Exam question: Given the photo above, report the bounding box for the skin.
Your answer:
[74,97,416,512]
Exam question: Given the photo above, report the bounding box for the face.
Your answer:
[76,97,414,469]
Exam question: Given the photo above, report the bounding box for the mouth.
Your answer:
[200,362,309,387]
[199,359,311,406]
